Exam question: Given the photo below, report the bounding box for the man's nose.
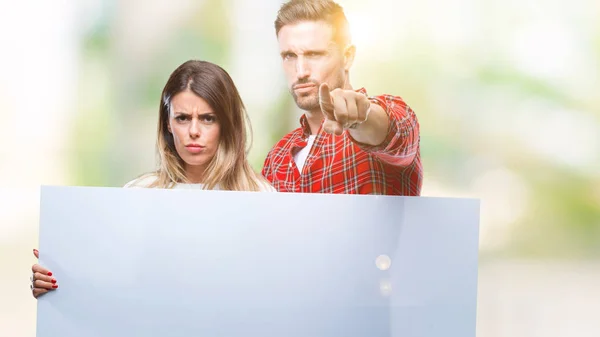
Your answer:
[296,56,310,80]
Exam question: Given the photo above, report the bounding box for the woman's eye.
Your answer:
[202,115,216,123]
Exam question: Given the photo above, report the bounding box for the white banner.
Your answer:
[36,186,479,337]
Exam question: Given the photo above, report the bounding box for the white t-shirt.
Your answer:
[123,173,275,192]
[293,135,316,173]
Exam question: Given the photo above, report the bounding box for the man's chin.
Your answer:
[294,98,319,111]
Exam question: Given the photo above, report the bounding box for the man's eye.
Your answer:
[306,52,324,58]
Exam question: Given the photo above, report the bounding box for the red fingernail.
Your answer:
[52,285,58,289]
[47,272,53,276]
[51,279,56,284]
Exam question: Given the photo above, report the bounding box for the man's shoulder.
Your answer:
[267,128,303,153]
[262,127,303,174]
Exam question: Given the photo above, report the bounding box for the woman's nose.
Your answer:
[189,120,201,138]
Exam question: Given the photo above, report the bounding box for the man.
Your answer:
[261,0,423,195]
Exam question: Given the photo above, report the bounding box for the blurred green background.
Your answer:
[1,0,598,336]
[71,0,600,259]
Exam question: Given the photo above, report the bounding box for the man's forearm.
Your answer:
[347,103,388,146]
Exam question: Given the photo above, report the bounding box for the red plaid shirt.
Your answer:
[261,88,422,195]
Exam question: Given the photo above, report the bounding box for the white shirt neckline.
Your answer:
[293,135,317,173]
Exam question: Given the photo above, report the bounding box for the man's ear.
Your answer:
[343,44,356,71]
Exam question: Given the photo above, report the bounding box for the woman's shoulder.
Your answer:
[257,179,276,192]
[123,173,159,188]
[124,172,275,191]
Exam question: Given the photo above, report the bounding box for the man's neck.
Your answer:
[305,110,325,135]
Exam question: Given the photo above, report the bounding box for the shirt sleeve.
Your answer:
[348,94,420,167]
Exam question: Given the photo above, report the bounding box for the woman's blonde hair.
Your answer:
[139,60,268,191]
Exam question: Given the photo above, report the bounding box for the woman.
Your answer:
[30,60,274,298]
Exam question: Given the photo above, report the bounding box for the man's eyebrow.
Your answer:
[305,49,328,54]
[280,49,328,56]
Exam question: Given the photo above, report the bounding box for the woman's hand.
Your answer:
[31,249,58,298]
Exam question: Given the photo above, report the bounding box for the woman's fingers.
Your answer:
[32,288,49,298]
[33,279,57,290]
[31,249,58,299]
[33,271,55,284]
[30,272,58,299]
[32,263,53,277]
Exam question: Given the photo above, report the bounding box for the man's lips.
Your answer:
[294,83,317,90]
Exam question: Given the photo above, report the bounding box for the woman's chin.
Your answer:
[184,160,209,168]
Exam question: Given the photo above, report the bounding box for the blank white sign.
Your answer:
[36,186,480,337]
